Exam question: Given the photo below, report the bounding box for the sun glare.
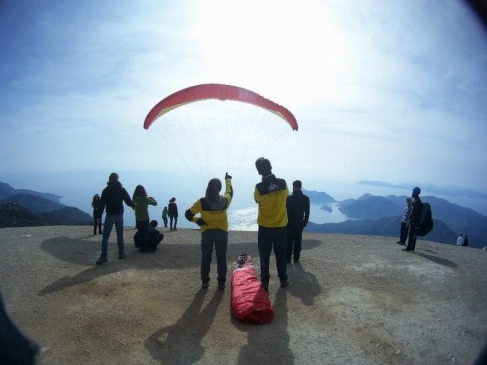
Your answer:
[193,0,352,107]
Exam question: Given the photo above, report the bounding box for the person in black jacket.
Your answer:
[91,194,103,235]
[403,187,422,252]
[168,197,179,231]
[96,173,135,265]
[286,180,310,263]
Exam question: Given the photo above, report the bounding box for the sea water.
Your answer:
[2,170,486,231]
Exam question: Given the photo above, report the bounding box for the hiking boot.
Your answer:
[280,279,289,288]
[201,282,209,289]
[96,257,108,265]
[119,253,127,259]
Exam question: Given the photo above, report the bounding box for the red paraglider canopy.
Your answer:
[144,83,298,131]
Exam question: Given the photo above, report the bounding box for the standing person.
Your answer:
[397,197,413,245]
[456,234,465,246]
[96,173,135,265]
[133,185,158,252]
[254,157,289,291]
[463,235,469,247]
[286,180,310,263]
[168,197,179,231]
[91,194,103,235]
[162,206,169,227]
[185,173,233,290]
[403,187,422,252]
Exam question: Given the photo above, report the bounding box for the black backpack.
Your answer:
[415,202,434,236]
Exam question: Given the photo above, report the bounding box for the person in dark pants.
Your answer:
[254,157,289,291]
[396,197,412,245]
[185,173,233,290]
[286,180,310,263]
[96,173,135,264]
[168,197,179,231]
[91,194,103,235]
[403,187,422,252]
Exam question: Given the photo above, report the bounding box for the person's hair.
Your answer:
[292,180,302,189]
[150,220,158,227]
[169,197,176,202]
[206,178,222,202]
[255,157,272,176]
[108,172,119,183]
[92,194,100,200]
[133,185,147,198]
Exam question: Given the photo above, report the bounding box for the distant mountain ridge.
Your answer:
[307,192,487,249]
[0,181,63,203]
[356,180,487,199]
[0,182,91,227]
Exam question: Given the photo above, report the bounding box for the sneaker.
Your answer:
[218,283,225,290]
[402,248,413,252]
[119,253,127,259]
[201,282,209,289]
[96,257,108,265]
[280,279,289,288]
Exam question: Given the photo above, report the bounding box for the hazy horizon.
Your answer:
[2,170,486,231]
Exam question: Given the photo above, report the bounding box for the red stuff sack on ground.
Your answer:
[231,254,274,324]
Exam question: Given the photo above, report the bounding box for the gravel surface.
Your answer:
[1,226,486,365]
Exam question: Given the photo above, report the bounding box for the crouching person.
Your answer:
[135,220,164,252]
[148,220,164,252]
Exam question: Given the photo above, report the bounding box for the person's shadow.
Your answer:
[144,289,223,364]
[287,262,322,306]
[235,288,294,364]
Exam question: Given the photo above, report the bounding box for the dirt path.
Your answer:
[1,226,486,364]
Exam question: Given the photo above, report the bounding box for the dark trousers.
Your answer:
[93,216,102,234]
[399,222,409,243]
[169,216,177,229]
[162,217,168,227]
[200,229,228,285]
[258,226,288,283]
[286,223,303,261]
[406,223,417,251]
[136,220,150,252]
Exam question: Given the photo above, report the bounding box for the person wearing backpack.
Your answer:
[403,187,422,252]
[286,180,310,263]
[397,197,413,245]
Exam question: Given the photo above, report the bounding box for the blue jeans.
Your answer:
[101,213,125,258]
[200,229,228,285]
[258,226,288,282]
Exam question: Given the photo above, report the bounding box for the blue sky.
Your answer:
[1,1,487,202]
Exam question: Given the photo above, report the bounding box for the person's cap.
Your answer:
[292,180,302,188]
[412,187,421,197]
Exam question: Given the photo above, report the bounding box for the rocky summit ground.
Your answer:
[0,226,486,365]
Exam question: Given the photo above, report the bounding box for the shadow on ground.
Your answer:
[38,234,322,297]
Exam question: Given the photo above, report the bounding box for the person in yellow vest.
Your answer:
[185,173,233,290]
[254,157,289,291]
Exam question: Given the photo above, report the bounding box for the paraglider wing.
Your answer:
[144,84,298,131]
